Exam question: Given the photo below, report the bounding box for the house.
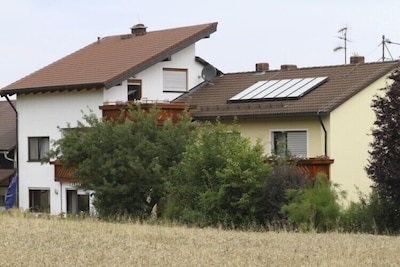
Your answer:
[0,22,218,214]
[174,57,400,202]
[0,100,17,211]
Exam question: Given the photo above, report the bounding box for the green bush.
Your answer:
[259,162,312,226]
[281,173,345,232]
[164,121,272,228]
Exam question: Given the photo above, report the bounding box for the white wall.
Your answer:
[17,90,102,214]
[103,45,205,103]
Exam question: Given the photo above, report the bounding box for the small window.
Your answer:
[29,189,50,212]
[163,68,187,92]
[272,130,307,157]
[127,79,142,101]
[28,137,50,161]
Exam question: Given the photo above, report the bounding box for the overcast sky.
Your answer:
[1,0,400,88]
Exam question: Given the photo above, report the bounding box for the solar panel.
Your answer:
[229,76,328,102]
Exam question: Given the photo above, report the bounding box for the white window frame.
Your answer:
[163,68,188,93]
[127,79,142,101]
[270,129,308,157]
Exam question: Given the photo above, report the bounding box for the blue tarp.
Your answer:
[5,175,17,209]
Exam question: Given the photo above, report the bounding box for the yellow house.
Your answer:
[175,57,400,202]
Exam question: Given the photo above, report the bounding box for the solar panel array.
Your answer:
[229,77,328,102]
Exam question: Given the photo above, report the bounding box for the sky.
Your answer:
[1,0,400,89]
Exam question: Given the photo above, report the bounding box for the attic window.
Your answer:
[229,77,328,102]
[163,68,187,93]
[128,79,142,101]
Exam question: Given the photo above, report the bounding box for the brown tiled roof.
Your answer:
[0,100,16,151]
[174,61,400,120]
[0,22,218,96]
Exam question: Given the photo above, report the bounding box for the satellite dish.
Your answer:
[201,65,217,82]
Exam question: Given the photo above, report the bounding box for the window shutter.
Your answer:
[163,69,187,91]
[287,131,307,157]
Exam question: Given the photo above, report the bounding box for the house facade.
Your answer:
[0,100,17,211]
[0,22,218,214]
[175,57,400,202]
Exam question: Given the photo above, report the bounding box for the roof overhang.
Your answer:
[191,111,329,121]
[0,83,104,96]
[0,169,15,185]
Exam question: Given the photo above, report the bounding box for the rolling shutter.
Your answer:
[287,131,307,157]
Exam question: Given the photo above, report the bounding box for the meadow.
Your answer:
[1,212,400,267]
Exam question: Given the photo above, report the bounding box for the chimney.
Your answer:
[131,23,147,36]
[281,64,297,70]
[350,56,365,64]
[256,63,269,71]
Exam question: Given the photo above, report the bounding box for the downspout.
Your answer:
[4,95,18,207]
[317,113,328,156]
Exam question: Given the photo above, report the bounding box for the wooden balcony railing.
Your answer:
[295,158,334,179]
[99,102,194,126]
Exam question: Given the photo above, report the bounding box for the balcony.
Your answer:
[296,158,334,179]
[99,101,194,126]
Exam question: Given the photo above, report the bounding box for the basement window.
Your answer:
[163,68,188,93]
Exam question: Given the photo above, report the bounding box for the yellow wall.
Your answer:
[329,75,390,202]
[233,117,325,158]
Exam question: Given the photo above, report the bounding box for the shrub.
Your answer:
[281,173,345,232]
[259,161,312,226]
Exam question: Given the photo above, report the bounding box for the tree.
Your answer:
[164,121,273,228]
[366,68,400,232]
[48,104,194,219]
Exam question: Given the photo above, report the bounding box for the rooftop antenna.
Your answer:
[334,27,349,64]
[381,35,400,61]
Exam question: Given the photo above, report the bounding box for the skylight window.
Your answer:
[229,77,328,102]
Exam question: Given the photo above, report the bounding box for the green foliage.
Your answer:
[281,173,345,232]
[260,162,312,226]
[339,189,378,234]
[366,68,400,232]
[164,121,273,228]
[48,104,194,219]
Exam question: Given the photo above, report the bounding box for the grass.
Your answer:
[1,211,400,266]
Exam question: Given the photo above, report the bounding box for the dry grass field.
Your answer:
[1,211,400,267]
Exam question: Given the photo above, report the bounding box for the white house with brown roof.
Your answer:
[175,57,400,202]
[0,22,218,214]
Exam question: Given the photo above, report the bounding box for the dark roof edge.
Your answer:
[105,22,218,89]
[192,111,329,121]
[0,83,104,96]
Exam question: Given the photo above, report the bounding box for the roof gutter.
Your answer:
[4,95,18,208]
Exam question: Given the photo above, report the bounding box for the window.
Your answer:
[67,190,90,215]
[29,189,50,212]
[272,130,307,157]
[28,137,49,161]
[127,79,142,101]
[163,68,187,92]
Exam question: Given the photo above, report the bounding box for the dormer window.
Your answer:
[127,79,142,101]
[163,68,188,93]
